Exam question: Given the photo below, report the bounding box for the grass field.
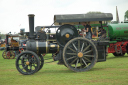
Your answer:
[0,50,128,85]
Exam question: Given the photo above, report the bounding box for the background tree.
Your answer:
[124,10,128,20]
[0,34,6,39]
[86,11,112,22]
[86,11,103,14]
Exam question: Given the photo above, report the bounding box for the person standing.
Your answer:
[98,27,106,38]
[81,22,87,37]
[85,22,92,40]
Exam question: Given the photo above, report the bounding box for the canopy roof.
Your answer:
[54,13,113,25]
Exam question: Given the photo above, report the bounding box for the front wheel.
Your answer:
[16,51,40,75]
[63,37,98,72]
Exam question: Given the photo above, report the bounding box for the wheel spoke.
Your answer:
[30,65,32,70]
[80,58,82,68]
[68,47,76,52]
[83,57,92,62]
[70,57,78,65]
[82,58,88,66]
[66,53,77,55]
[75,59,79,68]
[81,42,84,52]
[67,56,77,60]
[82,45,91,52]
[72,43,77,51]
[83,50,93,55]
[21,65,28,70]
[78,40,80,51]
[25,54,28,59]
[23,55,28,60]
[32,59,36,64]
[84,55,94,57]
[25,55,33,62]
[24,57,28,61]
[32,64,36,67]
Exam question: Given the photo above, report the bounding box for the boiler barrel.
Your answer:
[26,41,59,54]
[108,23,128,39]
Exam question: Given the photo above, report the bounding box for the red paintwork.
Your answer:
[108,41,128,53]
[19,48,24,53]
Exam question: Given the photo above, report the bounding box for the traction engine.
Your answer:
[15,13,111,75]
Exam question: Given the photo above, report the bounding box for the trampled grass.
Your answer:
[0,50,128,85]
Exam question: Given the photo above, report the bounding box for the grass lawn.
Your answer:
[0,50,128,85]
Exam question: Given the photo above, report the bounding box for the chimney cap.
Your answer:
[28,14,35,17]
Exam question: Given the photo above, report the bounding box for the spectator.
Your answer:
[98,27,106,38]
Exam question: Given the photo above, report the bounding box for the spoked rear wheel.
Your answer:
[63,37,98,72]
[16,51,40,75]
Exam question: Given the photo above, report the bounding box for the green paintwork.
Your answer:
[91,24,107,27]
[74,24,107,29]
[74,25,84,29]
[74,23,128,41]
[108,23,128,39]
[109,41,117,43]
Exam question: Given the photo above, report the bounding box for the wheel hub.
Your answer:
[78,52,83,58]
[26,61,30,65]
[65,34,70,38]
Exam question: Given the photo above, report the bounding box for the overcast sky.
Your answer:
[0,0,128,34]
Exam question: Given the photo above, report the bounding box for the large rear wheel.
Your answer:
[63,37,98,72]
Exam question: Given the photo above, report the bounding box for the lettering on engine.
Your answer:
[116,27,128,30]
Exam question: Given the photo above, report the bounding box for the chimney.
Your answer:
[28,14,35,39]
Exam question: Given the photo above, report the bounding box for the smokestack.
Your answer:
[116,6,119,23]
[28,14,35,39]
[6,35,8,46]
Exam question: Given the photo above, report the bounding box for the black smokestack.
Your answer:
[28,14,35,39]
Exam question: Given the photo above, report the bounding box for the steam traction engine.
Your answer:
[3,32,27,59]
[16,13,113,75]
[107,23,128,56]
[3,34,20,59]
